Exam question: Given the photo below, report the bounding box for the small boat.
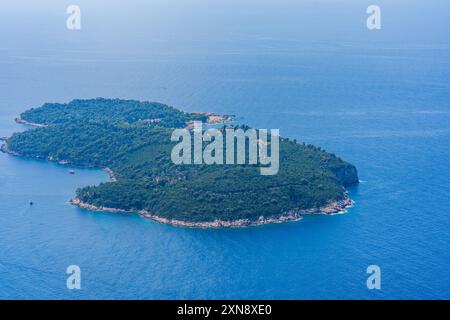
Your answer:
[68,170,75,175]
[29,201,34,206]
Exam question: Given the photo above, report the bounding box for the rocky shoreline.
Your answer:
[70,194,353,229]
[1,142,20,156]
[15,116,48,127]
[3,115,355,229]
[102,167,117,182]
[2,138,354,229]
[186,112,234,129]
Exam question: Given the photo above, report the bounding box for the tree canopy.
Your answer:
[8,99,358,222]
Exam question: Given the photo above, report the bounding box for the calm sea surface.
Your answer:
[1,1,449,299]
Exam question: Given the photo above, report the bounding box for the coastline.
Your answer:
[15,116,49,127]
[1,140,117,182]
[1,142,20,156]
[2,136,354,229]
[3,114,355,229]
[69,195,353,229]
[186,112,234,128]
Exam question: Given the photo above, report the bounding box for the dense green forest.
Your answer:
[6,99,358,222]
[20,98,207,128]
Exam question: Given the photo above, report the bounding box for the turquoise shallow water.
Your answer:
[1,0,450,299]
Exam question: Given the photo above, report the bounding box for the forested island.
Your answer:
[1,98,358,227]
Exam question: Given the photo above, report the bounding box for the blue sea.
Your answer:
[1,0,450,299]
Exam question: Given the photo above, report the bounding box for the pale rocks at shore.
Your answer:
[4,113,356,229]
[2,136,354,228]
[70,194,353,229]
[15,116,49,127]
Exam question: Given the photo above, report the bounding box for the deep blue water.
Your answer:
[1,1,450,299]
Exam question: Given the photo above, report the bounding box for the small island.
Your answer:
[1,98,358,228]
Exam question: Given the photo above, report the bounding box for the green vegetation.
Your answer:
[7,99,358,222]
[20,98,207,128]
